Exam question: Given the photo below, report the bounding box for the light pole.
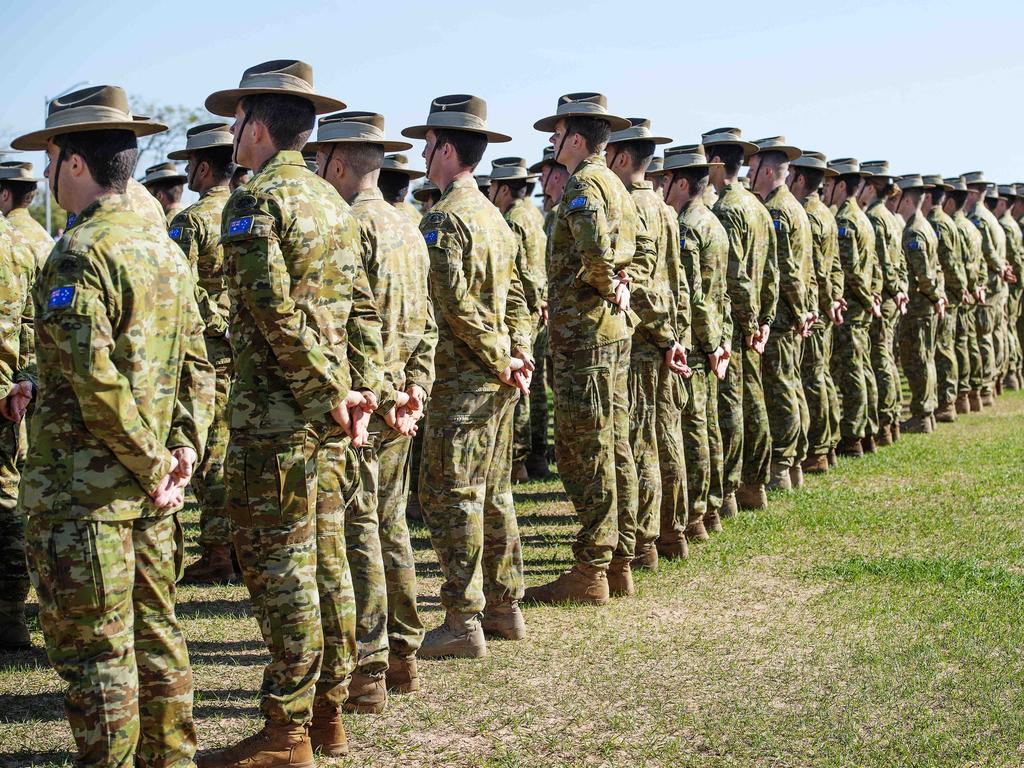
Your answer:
[43,81,90,236]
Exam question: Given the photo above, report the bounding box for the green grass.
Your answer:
[4,393,1024,767]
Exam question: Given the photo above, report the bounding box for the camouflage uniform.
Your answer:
[714,183,777,494]
[169,186,233,550]
[547,155,638,569]
[348,186,436,673]
[929,205,968,410]
[833,198,878,443]
[128,177,169,228]
[221,150,384,721]
[762,184,812,471]
[998,211,1024,384]
[678,196,729,533]
[954,210,985,396]
[394,200,422,225]
[24,194,213,767]
[418,176,530,614]
[7,206,54,269]
[866,200,907,434]
[971,201,1008,396]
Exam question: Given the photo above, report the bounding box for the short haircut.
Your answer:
[195,146,236,182]
[837,173,863,197]
[335,143,384,178]
[434,129,487,169]
[928,187,946,206]
[495,179,529,200]
[148,178,183,202]
[564,116,611,154]
[615,139,656,171]
[984,197,999,211]
[706,144,744,175]
[0,180,37,208]
[868,177,898,199]
[377,170,410,203]
[54,129,138,193]
[241,93,315,151]
[525,180,536,197]
[794,166,825,191]
[671,167,709,198]
[757,150,787,167]
[949,189,969,208]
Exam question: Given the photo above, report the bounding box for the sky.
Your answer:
[4,0,1024,193]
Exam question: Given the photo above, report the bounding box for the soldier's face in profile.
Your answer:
[230,103,252,168]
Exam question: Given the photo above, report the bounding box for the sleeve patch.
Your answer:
[568,195,588,210]
[773,219,781,231]
[228,216,254,236]
[47,286,75,309]
[65,214,77,229]
[908,240,922,251]
[424,230,439,246]
[168,226,183,240]
[838,226,848,238]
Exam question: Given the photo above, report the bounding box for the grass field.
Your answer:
[3,393,1024,767]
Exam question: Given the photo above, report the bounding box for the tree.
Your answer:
[130,101,217,173]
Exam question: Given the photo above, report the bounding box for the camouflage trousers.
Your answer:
[898,313,938,417]
[657,358,688,543]
[801,323,832,459]
[552,338,635,569]
[192,340,232,547]
[348,423,423,677]
[419,386,524,613]
[529,322,551,462]
[934,306,959,408]
[864,325,880,438]
[512,319,542,467]
[824,326,842,452]
[990,287,1009,387]
[976,299,997,396]
[26,513,195,768]
[870,299,902,430]
[729,341,771,487]
[680,365,718,532]
[1007,284,1022,378]
[832,319,872,441]
[764,328,809,468]
[957,303,983,393]
[718,334,743,497]
[0,419,26,618]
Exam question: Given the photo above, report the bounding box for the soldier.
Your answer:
[860,161,908,446]
[308,110,434,707]
[413,179,442,213]
[704,127,777,511]
[164,123,239,585]
[789,152,844,474]
[1012,185,1024,387]
[646,154,667,198]
[523,93,638,605]
[140,161,187,223]
[827,159,880,456]
[402,95,532,656]
[748,137,813,490]
[606,119,688,571]
[0,161,53,264]
[487,157,548,483]
[199,60,381,764]
[925,175,969,422]
[230,165,251,191]
[994,184,1024,389]
[11,84,213,768]
[379,152,426,224]
[658,145,730,543]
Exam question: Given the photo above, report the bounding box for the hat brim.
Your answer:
[533,112,632,133]
[205,88,346,117]
[528,159,554,173]
[702,138,759,162]
[412,189,439,202]
[401,125,511,143]
[650,161,724,175]
[143,174,188,185]
[305,137,413,153]
[167,143,234,160]
[608,134,673,146]
[381,167,425,180]
[754,146,801,162]
[492,173,541,184]
[12,118,167,151]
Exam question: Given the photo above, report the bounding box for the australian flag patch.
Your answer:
[169,226,182,240]
[48,286,75,309]
[838,226,848,238]
[568,195,587,210]
[65,214,77,228]
[228,216,254,236]
[908,240,922,251]
[424,231,439,246]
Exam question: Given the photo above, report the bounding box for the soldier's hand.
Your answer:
[665,342,689,376]
[753,324,770,355]
[962,290,973,306]
[1,381,33,423]
[708,346,729,380]
[612,271,631,312]
[150,454,183,509]
[1002,265,1017,284]
[539,301,549,327]
[332,390,373,446]
[976,287,987,304]
[405,384,428,414]
[170,447,198,489]
[870,297,883,319]
[500,357,529,394]
[935,296,947,319]
[384,391,418,437]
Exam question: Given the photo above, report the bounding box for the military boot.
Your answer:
[525,452,551,479]
[511,462,530,484]
[343,671,387,714]
[981,390,996,407]
[405,493,423,523]
[720,492,738,519]
[789,465,804,489]
[685,520,710,543]
[801,454,829,474]
[969,389,983,412]
[419,611,487,659]
[766,464,792,492]
[385,653,421,694]
[736,482,768,510]
[1005,372,1020,391]
[875,425,893,447]
[995,378,1003,396]
[929,414,937,432]
[836,437,864,458]
[656,532,689,559]
[0,607,30,652]
[704,508,724,533]
[861,435,876,454]
[828,448,838,467]
[900,414,933,434]
[890,422,900,442]
[606,557,635,598]
[631,540,660,570]
[481,599,526,640]
[179,545,238,585]
[308,701,349,758]
[955,392,970,414]
[197,722,316,767]
[523,562,610,605]
[934,403,957,423]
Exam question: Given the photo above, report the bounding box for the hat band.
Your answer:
[46,104,136,131]
[556,102,610,119]
[238,71,316,96]
[792,159,828,171]
[0,171,37,182]
[610,127,655,142]
[663,154,710,171]
[702,132,743,145]
[491,167,530,180]
[426,111,489,131]
[185,132,234,152]
[316,123,388,143]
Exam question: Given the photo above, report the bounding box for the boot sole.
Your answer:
[482,627,526,641]
[418,647,487,660]
[343,700,386,714]
[312,743,348,758]
[522,594,609,606]
[386,680,421,694]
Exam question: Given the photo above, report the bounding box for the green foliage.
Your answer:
[130,101,217,172]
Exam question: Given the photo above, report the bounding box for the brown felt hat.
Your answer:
[402,95,511,142]
[791,150,837,177]
[0,161,42,183]
[608,118,672,146]
[922,174,952,190]
[998,184,1018,198]
[140,162,187,186]
[860,160,895,180]
[12,85,167,151]
[490,157,540,182]
[167,122,234,160]
[534,92,631,133]
[412,179,439,202]
[646,156,664,175]
[700,127,758,162]
[751,136,801,162]
[307,111,412,152]
[943,176,968,192]
[381,153,424,180]
[828,158,872,177]
[654,144,723,174]
[528,146,560,173]
[205,59,346,117]
[961,170,987,187]
[896,173,928,191]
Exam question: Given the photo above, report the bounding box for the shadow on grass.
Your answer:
[0,691,64,722]
[177,599,252,620]
[189,640,268,667]
[0,645,49,671]
[0,749,75,767]
[193,687,259,719]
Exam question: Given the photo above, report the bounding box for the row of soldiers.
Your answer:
[0,58,1019,768]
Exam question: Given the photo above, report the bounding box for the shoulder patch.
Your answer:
[47,286,75,310]
[423,211,445,226]
[424,230,439,246]
[568,195,588,210]
[234,193,258,211]
[228,216,254,236]
[838,226,848,238]
[908,239,922,251]
[168,226,183,241]
[773,219,781,231]
[65,214,77,229]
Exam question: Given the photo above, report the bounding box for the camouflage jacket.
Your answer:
[970,202,1007,294]
[420,175,530,398]
[524,199,546,232]
[763,184,812,330]
[902,210,944,317]
[679,196,730,357]
[546,154,637,351]
[928,207,968,303]
[394,200,422,226]
[220,150,385,435]
[22,193,213,520]
[954,210,985,296]
[169,186,231,341]
[2,213,40,378]
[628,181,679,355]
[835,198,877,322]
[0,216,29,399]
[998,211,1024,277]
[866,200,908,299]
[804,192,843,321]
[504,197,548,314]
[352,187,437,399]
[7,207,53,271]
[713,182,778,336]
[127,178,168,229]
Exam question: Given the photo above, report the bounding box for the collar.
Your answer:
[578,154,606,170]
[629,180,654,192]
[73,193,122,226]
[201,185,230,200]
[764,184,788,205]
[444,175,478,195]
[260,150,307,174]
[353,186,385,205]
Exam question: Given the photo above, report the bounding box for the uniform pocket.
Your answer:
[48,520,130,617]
[227,435,315,528]
[569,365,610,427]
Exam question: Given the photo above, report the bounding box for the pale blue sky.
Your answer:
[4,0,1024,184]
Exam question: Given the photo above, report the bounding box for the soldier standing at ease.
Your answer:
[140,161,188,223]
[993,185,1024,389]
[0,161,53,265]
[525,94,639,606]
[379,152,426,225]
[402,95,533,657]
[12,84,214,768]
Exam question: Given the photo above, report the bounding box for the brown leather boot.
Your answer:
[969,389,983,412]
[419,611,487,659]
[875,425,893,447]
[981,390,996,407]
[511,462,529,484]
[606,557,635,598]
[996,377,1003,395]
[631,540,659,570]
[860,435,876,454]
[1005,372,1020,391]
[523,563,609,606]
[481,599,526,640]
[934,403,957,423]
[720,493,738,519]
[900,414,933,434]
[308,702,349,758]
[836,437,864,458]
[766,464,792,492]
[656,534,690,559]
[525,452,551,479]
[0,607,30,651]
[179,545,238,585]
[789,465,804,489]
[736,482,767,510]
[704,509,724,532]
[685,520,710,543]
[197,722,316,767]
[343,671,387,714]
[385,653,421,694]
[828,448,838,467]
[801,454,829,474]
[955,392,970,414]
[890,422,900,442]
